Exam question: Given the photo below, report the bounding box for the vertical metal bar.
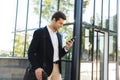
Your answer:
[23,0,29,57]
[101,0,103,28]
[108,0,110,79]
[104,32,108,80]
[71,0,83,80]
[57,0,60,11]
[96,32,98,80]
[91,0,96,80]
[116,0,119,79]
[101,0,104,79]
[13,0,19,56]
[39,0,42,28]
[93,0,95,26]
[91,28,94,80]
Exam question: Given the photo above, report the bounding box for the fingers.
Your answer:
[66,39,74,46]
[67,40,74,44]
[65,39,74,50]
[35,68,44,80]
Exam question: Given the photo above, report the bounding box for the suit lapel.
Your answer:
[44,26,54,50]
[57,33,62,48]
[44,26,62,53]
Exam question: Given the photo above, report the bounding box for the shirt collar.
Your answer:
[47,25,57,33]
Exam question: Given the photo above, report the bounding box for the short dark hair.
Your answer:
[51,11,66,21]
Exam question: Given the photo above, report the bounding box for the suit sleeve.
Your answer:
[27,29,42,70]
[58,33,67,57]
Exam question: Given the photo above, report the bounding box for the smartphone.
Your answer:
[70,37,76,41]
[67,37,75,43]
[71,36,76,40]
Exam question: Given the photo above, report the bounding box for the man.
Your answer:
[28,11,74,80]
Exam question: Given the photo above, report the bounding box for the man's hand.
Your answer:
[35,68,44,80]
[65,38,74,51]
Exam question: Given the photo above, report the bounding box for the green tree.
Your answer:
[32,0,89,39]
[14,33,24,57]
[14,33,30,57]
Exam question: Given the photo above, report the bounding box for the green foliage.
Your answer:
[14,33,24,57]
[14,33,30,57]
[32,0,74,22]
[0,50,11,57]
[83,0,90,13]
[32,0,39,14]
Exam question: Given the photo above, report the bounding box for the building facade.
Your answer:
[0,0,119,80]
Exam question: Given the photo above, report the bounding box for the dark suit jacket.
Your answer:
[28,26,67,76]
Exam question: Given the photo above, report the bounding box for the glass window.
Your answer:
[24,30,34,57]
[27,0,40,29]
[0,0,16,57]
[102,0,109,29]
[95,0,102,27]
[81,26,93,61]
[59,0,74,23]
[109,63,116,80]
[109,32,117,61]
[14,32,25,57]
[83,0,94,24]
[80,62,92,80]
[93,31,105,80]
[16,0,28,31]
[41,0,58,27]
[109,0,117,31]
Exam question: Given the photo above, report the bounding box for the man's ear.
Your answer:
[53,18,56,21]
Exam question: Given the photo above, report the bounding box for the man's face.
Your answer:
[52,18,65,31]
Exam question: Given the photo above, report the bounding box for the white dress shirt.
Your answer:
[47,26,59,62]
